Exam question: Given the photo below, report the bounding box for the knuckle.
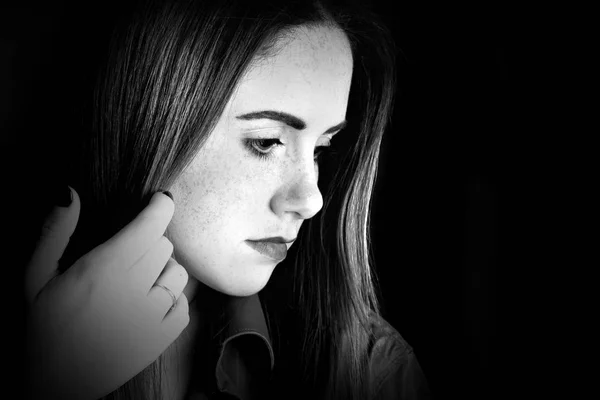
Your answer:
[76,252,104,275]
[178,303,190,327]
[176,294,189,317]
[172,263,188,283]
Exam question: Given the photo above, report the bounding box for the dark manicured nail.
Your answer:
[162,190,174,201]
[55,185,73,207]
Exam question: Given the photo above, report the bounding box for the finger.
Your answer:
[24,186,80,304]
[96,191,174,269]
[129,236,174,292]
[147,258,188,317]
[161,292,190,341]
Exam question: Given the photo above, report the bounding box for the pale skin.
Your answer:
[24,24,353,400]
[168,24,353,301]
[164,24,354,399]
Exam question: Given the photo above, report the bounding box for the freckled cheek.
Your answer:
[215,151,278,195]
[173,151,279,241]
[186,156,265,220]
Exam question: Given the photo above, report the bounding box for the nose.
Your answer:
[270,162,324,221]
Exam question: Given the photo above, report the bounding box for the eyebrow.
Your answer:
[236,110,347,134]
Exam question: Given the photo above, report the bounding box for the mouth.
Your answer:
[251,236,296,244]
[245,238,293,261]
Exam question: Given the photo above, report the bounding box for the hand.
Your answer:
[24,187,189,400]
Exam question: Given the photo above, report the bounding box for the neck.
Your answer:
[184,277,232,308]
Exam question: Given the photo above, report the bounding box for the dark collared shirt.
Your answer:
[186,294,431,400]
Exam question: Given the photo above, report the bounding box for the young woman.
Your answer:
[24,0,431,399]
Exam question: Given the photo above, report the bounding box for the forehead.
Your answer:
[226,25,353,121]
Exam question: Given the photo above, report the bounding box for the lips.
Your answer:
[246,240,288,261]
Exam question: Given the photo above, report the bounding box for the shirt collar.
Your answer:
[217,293,275,368]
[213,293,275,398]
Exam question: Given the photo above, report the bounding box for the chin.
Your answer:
[198,268,274,298]
[220,286,266,297]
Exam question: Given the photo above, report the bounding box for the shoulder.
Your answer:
[366,312,432,400]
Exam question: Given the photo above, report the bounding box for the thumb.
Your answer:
[24,185,81,305]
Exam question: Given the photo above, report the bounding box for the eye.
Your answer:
[314,139,335,164]
[244,138,283,160]
[252,139,280,153]
[313,145,329,162]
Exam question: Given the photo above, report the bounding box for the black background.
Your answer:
[368,2,506,399]
[2,1,571,399]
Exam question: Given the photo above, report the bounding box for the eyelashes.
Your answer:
[245,138,283,159]
[313,145,332,163]
[244,138,335,163]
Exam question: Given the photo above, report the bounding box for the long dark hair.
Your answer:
[50,0,397,398]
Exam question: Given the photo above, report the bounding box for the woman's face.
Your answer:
[167,25,353,297]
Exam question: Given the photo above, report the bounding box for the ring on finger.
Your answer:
[154,283,177,312]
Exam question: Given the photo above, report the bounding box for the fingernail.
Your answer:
[54,185,73,207]
[162,190,174,201]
